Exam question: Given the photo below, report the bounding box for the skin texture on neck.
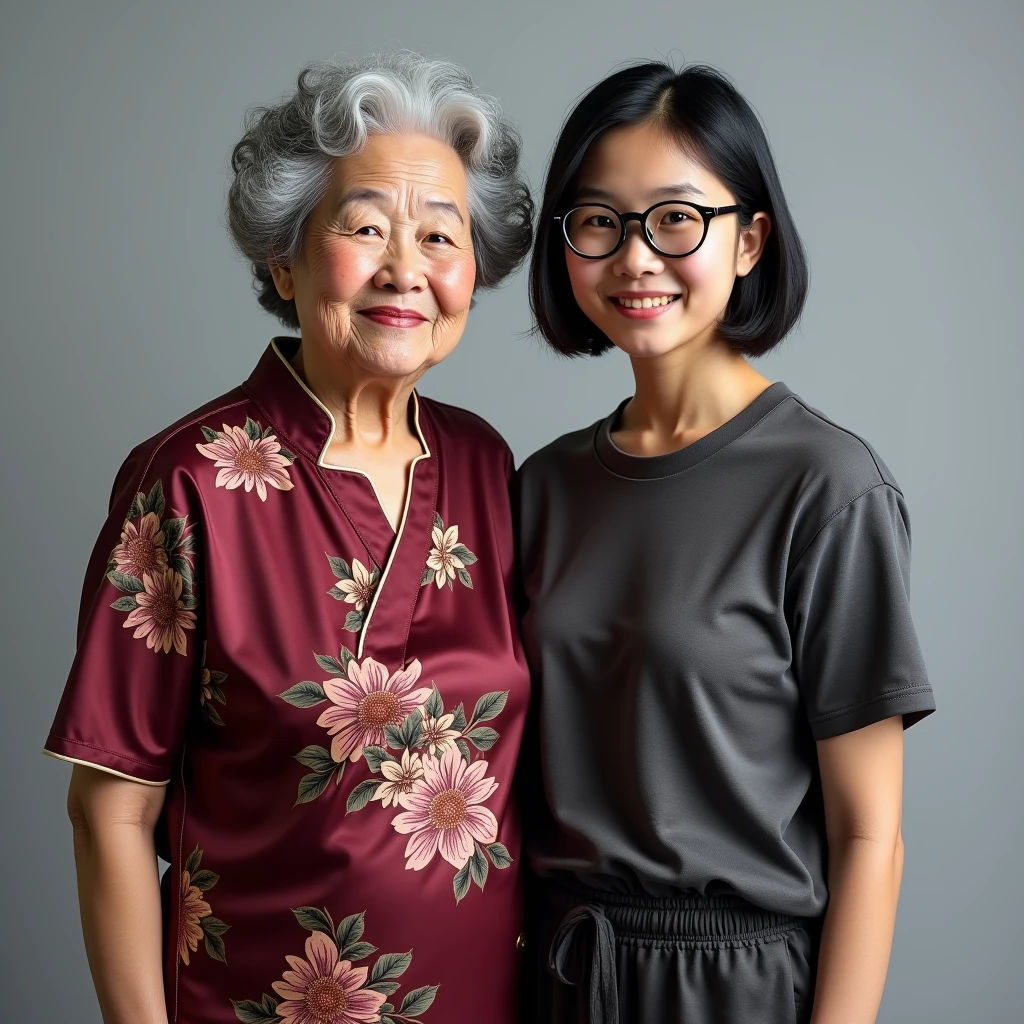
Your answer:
[617,339,773,456]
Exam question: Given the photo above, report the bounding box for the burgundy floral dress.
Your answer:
[45,339,530,1024]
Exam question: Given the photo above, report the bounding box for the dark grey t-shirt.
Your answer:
[515,383,935,918]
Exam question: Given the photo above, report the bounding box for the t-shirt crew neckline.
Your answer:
[594,381,795,480]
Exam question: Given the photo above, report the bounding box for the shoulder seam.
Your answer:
[132,398,250,489]
[789,396,900,493]
[788,480,900,574]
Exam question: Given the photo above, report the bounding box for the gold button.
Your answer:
[515,933,526,952]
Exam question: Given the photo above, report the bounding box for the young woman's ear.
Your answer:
[735,212,772,278]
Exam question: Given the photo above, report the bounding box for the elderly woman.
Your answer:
[45,52,533,1024]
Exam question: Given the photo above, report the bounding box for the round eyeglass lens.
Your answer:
[645,203,705,256]
[564,206,623,257]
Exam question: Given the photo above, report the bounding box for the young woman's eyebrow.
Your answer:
[574,182,707,204]
[649,182,706,199]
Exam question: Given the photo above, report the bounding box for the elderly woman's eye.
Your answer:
[354,225,383,237]
[426,233,453,245]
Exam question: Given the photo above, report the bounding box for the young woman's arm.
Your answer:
[811,716,906,1024]
[67,764,169,1024]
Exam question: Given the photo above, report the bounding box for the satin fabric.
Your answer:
[46,339,530,1023]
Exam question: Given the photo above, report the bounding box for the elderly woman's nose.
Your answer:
[373,238,429,292]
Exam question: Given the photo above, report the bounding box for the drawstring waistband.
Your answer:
[544,879,804,1024]
[548,903,620,1024]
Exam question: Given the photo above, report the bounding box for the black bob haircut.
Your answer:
[529,63,809,358]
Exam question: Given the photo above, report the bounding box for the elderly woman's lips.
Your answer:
[358,306,429,328]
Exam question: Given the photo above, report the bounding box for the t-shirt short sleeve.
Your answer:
[785,482,935,741]
[44,448,204,784]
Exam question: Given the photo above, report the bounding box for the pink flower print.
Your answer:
[316,658,432,764]
[272,931,387,1024]
[111,512,168,581]
[123,569,196,655]
[373,749,425,809]
[391,745,499,871]
[178,871,212,966]
[197,421,294,501]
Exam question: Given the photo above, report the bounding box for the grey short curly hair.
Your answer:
[227,51,534,328]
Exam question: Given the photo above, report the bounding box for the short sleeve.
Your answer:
[785,482,935,741]
[44,448,204,784]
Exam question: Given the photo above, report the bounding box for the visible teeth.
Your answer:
[617,296,675,308]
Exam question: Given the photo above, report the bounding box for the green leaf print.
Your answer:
[295,771,335,806]
[424,686,444,718]
[335,911,365,949]
[292,906,334,937]
[189,868,220,892]
[314,653,346,676]
[231,997,282,1023]
[450,543,477,566]
[243,417,262,442]
[370,951,412,983]
[184,846,202,875]
[456,568,474,589]
[451,702,467,731]
[469,843,489,890]
[279,681,328,707]
[162,516,186,552]
[486,842,514,869]
[109,595,138,611]
[200,425,220,443]
[343,610,365,632]
[362,745,395,773]
[143,480,166,518]
[340,940,378,962]
[467,727,499,751]
[453,862,472,903]
[108,571,145,594]
[346,779,381,813]
[471,691,508,723]
[294,745,335,773]
[399,985,440,1016]
[327,554,353,580]
[203,925,228,964]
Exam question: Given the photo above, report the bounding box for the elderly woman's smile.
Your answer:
[271,132,477,381]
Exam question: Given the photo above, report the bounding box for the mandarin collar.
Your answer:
[241,338,430,468]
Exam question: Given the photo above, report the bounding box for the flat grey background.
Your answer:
[1,0,1020,1019]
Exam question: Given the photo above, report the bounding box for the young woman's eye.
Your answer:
[586,215,616,229]
[662,211,693,225]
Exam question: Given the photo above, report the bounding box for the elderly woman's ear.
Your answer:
[268,260,295,301]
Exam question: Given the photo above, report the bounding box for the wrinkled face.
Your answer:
[564,121,766,359]
[275,133,477,380]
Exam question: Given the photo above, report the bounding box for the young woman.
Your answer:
[516,62,935,1024]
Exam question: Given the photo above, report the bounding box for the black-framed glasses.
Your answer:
[554,200,740,259]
